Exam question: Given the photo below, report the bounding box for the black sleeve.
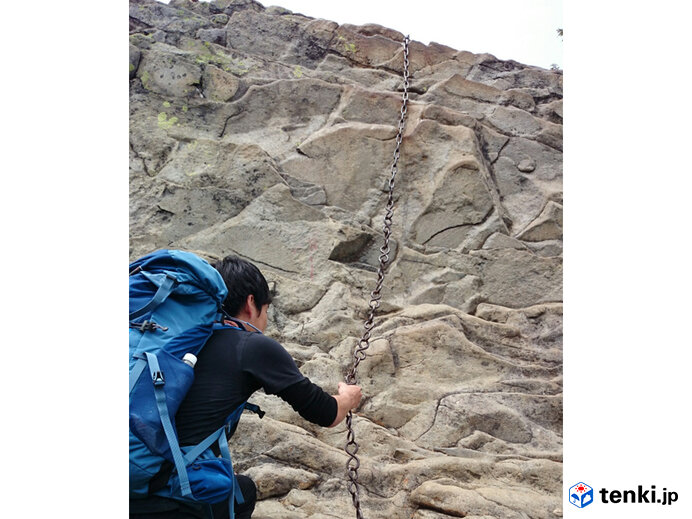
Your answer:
[276,378,338,427]
[242,333,308,395]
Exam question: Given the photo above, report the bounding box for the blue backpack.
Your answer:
[129,249,262,517]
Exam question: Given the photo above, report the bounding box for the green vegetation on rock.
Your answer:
[157,112,179,129]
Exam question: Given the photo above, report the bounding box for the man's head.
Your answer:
[213,255,273,332]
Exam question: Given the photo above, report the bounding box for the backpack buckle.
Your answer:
[152,371,165,386]
[245,402,265,419]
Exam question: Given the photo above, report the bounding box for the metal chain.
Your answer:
[343,34,410,519]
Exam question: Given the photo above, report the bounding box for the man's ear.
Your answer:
[246,294,257,317]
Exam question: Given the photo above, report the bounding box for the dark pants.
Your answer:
[130,475,257,519]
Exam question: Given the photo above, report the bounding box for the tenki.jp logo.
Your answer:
[569,482,679,508]
[569,482,594,508]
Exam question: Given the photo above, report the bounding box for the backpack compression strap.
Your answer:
[129,273,177,321]
[129,356,147,395]
[144,351,194,498]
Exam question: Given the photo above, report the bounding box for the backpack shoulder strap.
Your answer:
[218,428,243,518]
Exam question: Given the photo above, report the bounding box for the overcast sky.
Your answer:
[160,0,563,69]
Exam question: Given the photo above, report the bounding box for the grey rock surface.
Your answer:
[129,1,563,517]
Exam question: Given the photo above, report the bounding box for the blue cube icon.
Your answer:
[569,482,594,508]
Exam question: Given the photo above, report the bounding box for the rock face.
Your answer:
[129,1,563,517]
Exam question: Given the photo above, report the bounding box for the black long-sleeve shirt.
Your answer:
[176,326,337,446]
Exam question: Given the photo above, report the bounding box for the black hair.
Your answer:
[213,255,273,317]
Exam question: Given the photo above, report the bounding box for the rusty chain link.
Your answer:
[343,34,410,519]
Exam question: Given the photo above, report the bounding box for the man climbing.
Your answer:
[130,255,363,518]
